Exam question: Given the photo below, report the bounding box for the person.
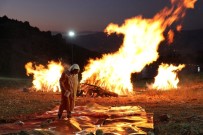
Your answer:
[58,64,80,119]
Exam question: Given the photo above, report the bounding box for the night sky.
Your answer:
[0,0,203,33]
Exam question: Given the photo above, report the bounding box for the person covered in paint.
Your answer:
[58,64,80,119]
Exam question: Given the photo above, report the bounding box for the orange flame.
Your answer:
[148,63,185,90]
[168,30,174,44]
[176,25,182,31]
[25,61,64,92]
[81,0,196,95]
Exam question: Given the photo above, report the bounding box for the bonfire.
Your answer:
[25,0,196,96]
[80,0,196,95]
[25,61,64,92]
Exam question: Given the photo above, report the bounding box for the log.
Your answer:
[79,83,118,97]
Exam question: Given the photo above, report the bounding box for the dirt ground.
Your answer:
[0,76,203,134]
[76,86,203,134]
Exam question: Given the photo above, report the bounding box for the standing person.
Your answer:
[58,64,80,119]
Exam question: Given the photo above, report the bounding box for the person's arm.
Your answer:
[59,73,70,97]
[59,73,66,89]
[64,75,73,97]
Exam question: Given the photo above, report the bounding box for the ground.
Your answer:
[0,74,203,134]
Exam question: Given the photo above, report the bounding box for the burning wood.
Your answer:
[80,0,197,93]
[147,63,185,90]
[25,61,64,92]
[79,83,118,97]
[24,0,197,95]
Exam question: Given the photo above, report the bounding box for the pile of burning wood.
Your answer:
[77,83,118,97]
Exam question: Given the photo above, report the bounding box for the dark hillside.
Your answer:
[67,32,123,53]
[0,16,100,77]
[158,29,203,65]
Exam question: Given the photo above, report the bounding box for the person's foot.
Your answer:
[58,113,62,119]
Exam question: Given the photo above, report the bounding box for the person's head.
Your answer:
[69,64,80,74]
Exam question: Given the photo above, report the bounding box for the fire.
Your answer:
[81,0,196,95]
[168,30,174,44]
[148,63,185,90]
[176,25,182,31]
[25,61,64,92]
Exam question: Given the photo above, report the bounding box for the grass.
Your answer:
[0,77,32,89]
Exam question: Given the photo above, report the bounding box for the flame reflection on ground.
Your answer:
[0,104,153,134]
[41,103,153,134]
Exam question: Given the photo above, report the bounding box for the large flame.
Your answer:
[81,0,196,95]
[25,61,64,92]
[148,63,185,90]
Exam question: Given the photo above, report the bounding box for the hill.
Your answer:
[0,16,101,77]
[65,32,123,53]
[1,15,202,78]
[158,29,203,65]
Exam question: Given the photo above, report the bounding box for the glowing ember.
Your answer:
[25,61,64,92]
[81,0,196,95]
[148,63,185,90]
